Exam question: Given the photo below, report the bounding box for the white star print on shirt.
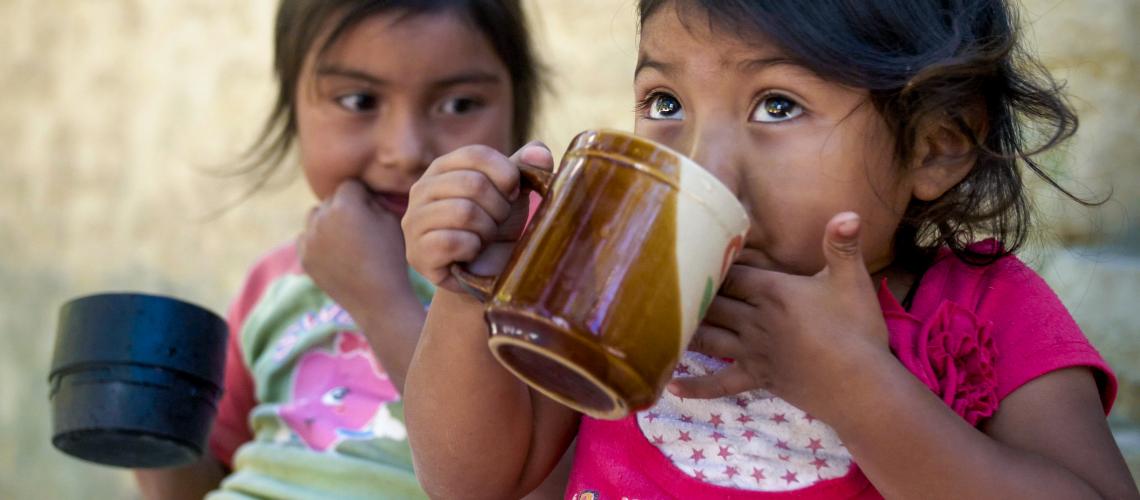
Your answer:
[636,351,854,491]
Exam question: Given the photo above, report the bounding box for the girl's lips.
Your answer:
[372,192,409,217]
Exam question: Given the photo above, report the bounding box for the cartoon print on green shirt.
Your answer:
[279,327,405,451]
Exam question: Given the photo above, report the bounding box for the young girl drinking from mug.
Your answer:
[132,0,560,498]
[399,0,1139,498]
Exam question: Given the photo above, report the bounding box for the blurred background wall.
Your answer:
[0,0,1135,497]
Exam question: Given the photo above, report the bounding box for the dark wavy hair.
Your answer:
[234,0,542,195]
[639,0,1097,270]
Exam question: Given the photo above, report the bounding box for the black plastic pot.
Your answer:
[49,293,228,468]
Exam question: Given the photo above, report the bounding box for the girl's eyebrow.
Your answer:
[634,55,796,78]
[738,57,797,72]
[428,71,503,89]
[316,63,503,88]
[316,64,385,85]
[634,55,675,78]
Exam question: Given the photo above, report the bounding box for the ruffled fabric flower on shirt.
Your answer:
[882,285,999,426]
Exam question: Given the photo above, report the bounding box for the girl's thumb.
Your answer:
[822,212,864,281]
[517,141,554,170]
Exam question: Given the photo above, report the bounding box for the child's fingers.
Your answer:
[511,141,555,172]
[409,199,500,245]
[304,205,320,227]
[413,170,514,224]
[699,294,752,330]
[410,229,483,283]
[494,196,534,241]
[819,211,867,286]
[667,363,758,400]
[330,178,369,206]
[421,145,521,199]
[718,264,784,305]
[687,325,742,359]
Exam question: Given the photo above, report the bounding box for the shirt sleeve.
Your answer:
[208,243,301,468]
[207,301,257,469]
[974,256,1117,414]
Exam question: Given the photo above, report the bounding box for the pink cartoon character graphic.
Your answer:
[280,332,405,451]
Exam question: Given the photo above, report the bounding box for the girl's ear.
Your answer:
[909,109,986,201]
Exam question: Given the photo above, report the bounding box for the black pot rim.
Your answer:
[52,292,228,383]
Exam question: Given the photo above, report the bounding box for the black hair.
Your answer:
[234,0,542,195]
[639,0,1096,270]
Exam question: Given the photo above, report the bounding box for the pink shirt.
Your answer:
[208,244,301,466]
[567,243,1116,499]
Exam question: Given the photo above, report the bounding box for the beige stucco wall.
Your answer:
[0,1,1134,497]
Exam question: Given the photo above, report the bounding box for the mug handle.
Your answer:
[449,163,555,302]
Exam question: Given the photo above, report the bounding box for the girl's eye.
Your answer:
[751,94,803,123]
[440,96,484,115]
[336,93,377,112]
[641,92,684,120]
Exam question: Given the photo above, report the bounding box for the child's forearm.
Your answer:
[133,453,226,500]
[404,289,577,499]
[352,291,427,396]
[827,354,1134,499]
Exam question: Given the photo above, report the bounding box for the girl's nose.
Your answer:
[682,125,743,197]
[374,113,433,176]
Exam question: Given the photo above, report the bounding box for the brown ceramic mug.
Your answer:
[453,129,749,420]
